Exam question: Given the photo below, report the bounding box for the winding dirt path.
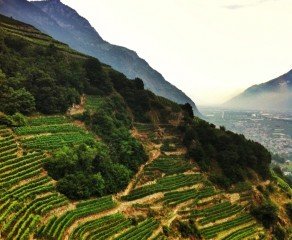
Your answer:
[121,148,161,197]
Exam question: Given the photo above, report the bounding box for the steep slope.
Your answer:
[224,70,292,111]
[0,0,74,44]
[0,0,201,116]
[0,14,290,240]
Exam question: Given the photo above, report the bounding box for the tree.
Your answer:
[57,173,105,199]
[181,103,194,119]
[45,146,78,180]
[44,142,134,199]
[251,201,278,228]
[285,202,292,221]
[11,112,27,126]
[0,87,35,115]
[84,57,112,95]
[99,161,132,193]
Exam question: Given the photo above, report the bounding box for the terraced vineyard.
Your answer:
[0,121,267,239]
[0,126,69,240]
[28,116,69,126]
[163,186,217,207]
[144,155,194,176]
[0,16,85,57]
[69,213,132,240]
[15,116,94,150]
[123,124,265,239]
[122,173,203,201]
[38,196,117,240]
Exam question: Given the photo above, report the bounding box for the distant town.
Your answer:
[201,108,292,179]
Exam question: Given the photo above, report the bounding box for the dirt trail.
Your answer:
[121,147,161,197]
[67,95,85,115]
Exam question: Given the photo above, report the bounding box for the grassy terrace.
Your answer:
[0,127,68,240]
[69,213,132,240]
[0,21,86,57]
[144,155,194,176]
[38,196,117,240]
[163,186,216,207]
[122,173,202,201]
[15,116,94,150]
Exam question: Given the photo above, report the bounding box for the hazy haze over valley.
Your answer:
[56,0,292,105]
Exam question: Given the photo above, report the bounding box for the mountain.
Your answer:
[0,13,290,240]
[224,70,292,111]
[0,0,201,116]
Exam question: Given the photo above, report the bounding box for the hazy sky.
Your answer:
[60,0,292,105]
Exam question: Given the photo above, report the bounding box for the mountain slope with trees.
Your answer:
[0,0,201,116]
[0,14,290,240]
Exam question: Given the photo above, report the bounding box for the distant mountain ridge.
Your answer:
[0,0,201,116]
[224,69,292,111]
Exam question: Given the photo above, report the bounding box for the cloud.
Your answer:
[225,4,248,10]
[224,0,278,10]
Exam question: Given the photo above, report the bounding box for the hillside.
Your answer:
[224,70,292,111]
[0,0,201,116]
[0,14,291,240]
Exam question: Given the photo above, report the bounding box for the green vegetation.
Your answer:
[85,95,105,110]
[163,189,198,206]
[198,204,244,225]
[13,114,145,200]
[0,13,279,240]
[114,218,159,240]
[0,17,185,240]
[176,220,201,239]
[83,95,148,174]
[45,142,132,199]
[15,117,95,151]
[152,232,167,240]
[271,168,292,195]
[21,132,93,150]
[0,128,68,240]
[69,213,132,240]
[163,186,216,206]
[251,201,278,228]
[0,112,27,127]
[144,155,193,176]
[38,196,116,240]
[15,123,83,135]
[0,14,179,123]
[28,116,68,126]
[285,202,292,220]
[14,119,90,148]
[200,214,254,239]
[122,174,202,201]
[182,118,271,185]
[222,225,258,240]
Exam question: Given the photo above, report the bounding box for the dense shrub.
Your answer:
[176,220,201,239]
[183,118,271,184]
[251,201,278,228]
[285,202,292,220]
[45,142,134,200]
